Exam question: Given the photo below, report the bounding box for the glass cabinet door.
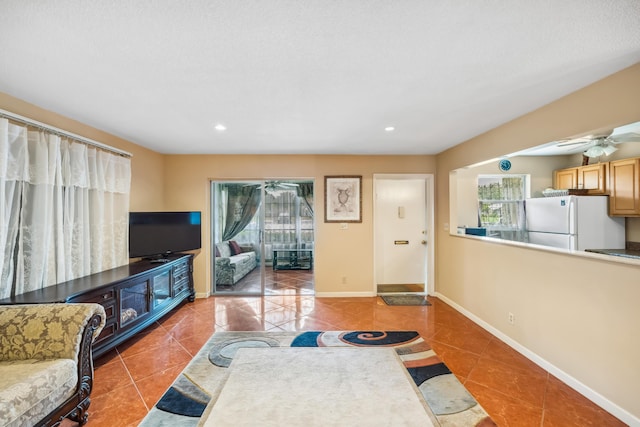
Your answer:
[120,282,149,326]
[152,270,171,308]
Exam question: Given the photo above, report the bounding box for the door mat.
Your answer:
[381,295,432,306]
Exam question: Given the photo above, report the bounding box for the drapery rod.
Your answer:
[0,108,132,158]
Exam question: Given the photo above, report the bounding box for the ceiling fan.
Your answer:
[555,129,640,158]
[244,180,299,196]
[264,180,299,192]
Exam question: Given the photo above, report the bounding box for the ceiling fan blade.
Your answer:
[555,139,592,147]
[610,132,640,144]
[555,130,614,148]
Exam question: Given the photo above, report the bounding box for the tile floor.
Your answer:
[215,264,315,294]
[88,291,625,426]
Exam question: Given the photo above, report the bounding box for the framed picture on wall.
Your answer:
[324,175,362,223]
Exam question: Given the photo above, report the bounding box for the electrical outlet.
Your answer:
[508,312,515,325]
[341,276,347,284]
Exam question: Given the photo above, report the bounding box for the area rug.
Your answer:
[138,331,495,427]
[202,347,438,426]
[381,295,432,306]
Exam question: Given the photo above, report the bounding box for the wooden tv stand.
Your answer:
[0,254,195,359]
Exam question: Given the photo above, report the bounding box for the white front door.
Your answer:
[374,176,433,293]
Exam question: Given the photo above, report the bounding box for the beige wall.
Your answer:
[163,154,436,295]
[436,63,640,422]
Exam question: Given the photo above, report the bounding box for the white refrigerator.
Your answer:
[525,196,625,251]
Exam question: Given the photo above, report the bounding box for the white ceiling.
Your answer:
[1,1,640,155]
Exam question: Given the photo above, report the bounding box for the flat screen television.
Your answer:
[129,211,201,259]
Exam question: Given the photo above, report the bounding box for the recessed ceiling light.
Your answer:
[384,126,395,132]
[214,124,227,131]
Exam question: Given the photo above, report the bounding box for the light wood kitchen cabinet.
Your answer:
[578,163,607,194]
[554,163,607,194]
[554,167,578,190]
[609,157,640,216]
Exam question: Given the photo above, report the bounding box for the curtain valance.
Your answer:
[0,120,131,192]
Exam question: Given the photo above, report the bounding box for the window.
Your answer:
[477,175,528,231]
[263,190,313,245]
[233,187,314,246]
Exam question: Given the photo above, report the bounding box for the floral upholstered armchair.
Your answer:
[0,303,106,427]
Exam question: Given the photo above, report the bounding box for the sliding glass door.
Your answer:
[211,180,265,295]
[211,179,315,296]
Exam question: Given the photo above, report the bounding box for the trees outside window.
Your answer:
[477,175,528,240]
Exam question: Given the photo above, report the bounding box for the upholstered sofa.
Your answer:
[0,303,106,427]
[215,241,257,286]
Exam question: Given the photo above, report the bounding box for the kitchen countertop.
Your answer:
[584,248,640,259]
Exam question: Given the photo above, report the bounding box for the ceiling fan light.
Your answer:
[584,145,605,158]
[602,144,618,156]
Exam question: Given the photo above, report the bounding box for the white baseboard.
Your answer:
[315,291,376,298]
[434,292,639,426]
[194,292,210,299]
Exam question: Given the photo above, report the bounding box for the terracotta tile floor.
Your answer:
[88,295,625,427]
[215,265,315,294]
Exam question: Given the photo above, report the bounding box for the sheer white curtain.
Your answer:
[0,118,131,299]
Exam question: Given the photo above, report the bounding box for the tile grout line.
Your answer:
[540,371,551,427]
[469,335,551,413]
[116,349,152,412]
